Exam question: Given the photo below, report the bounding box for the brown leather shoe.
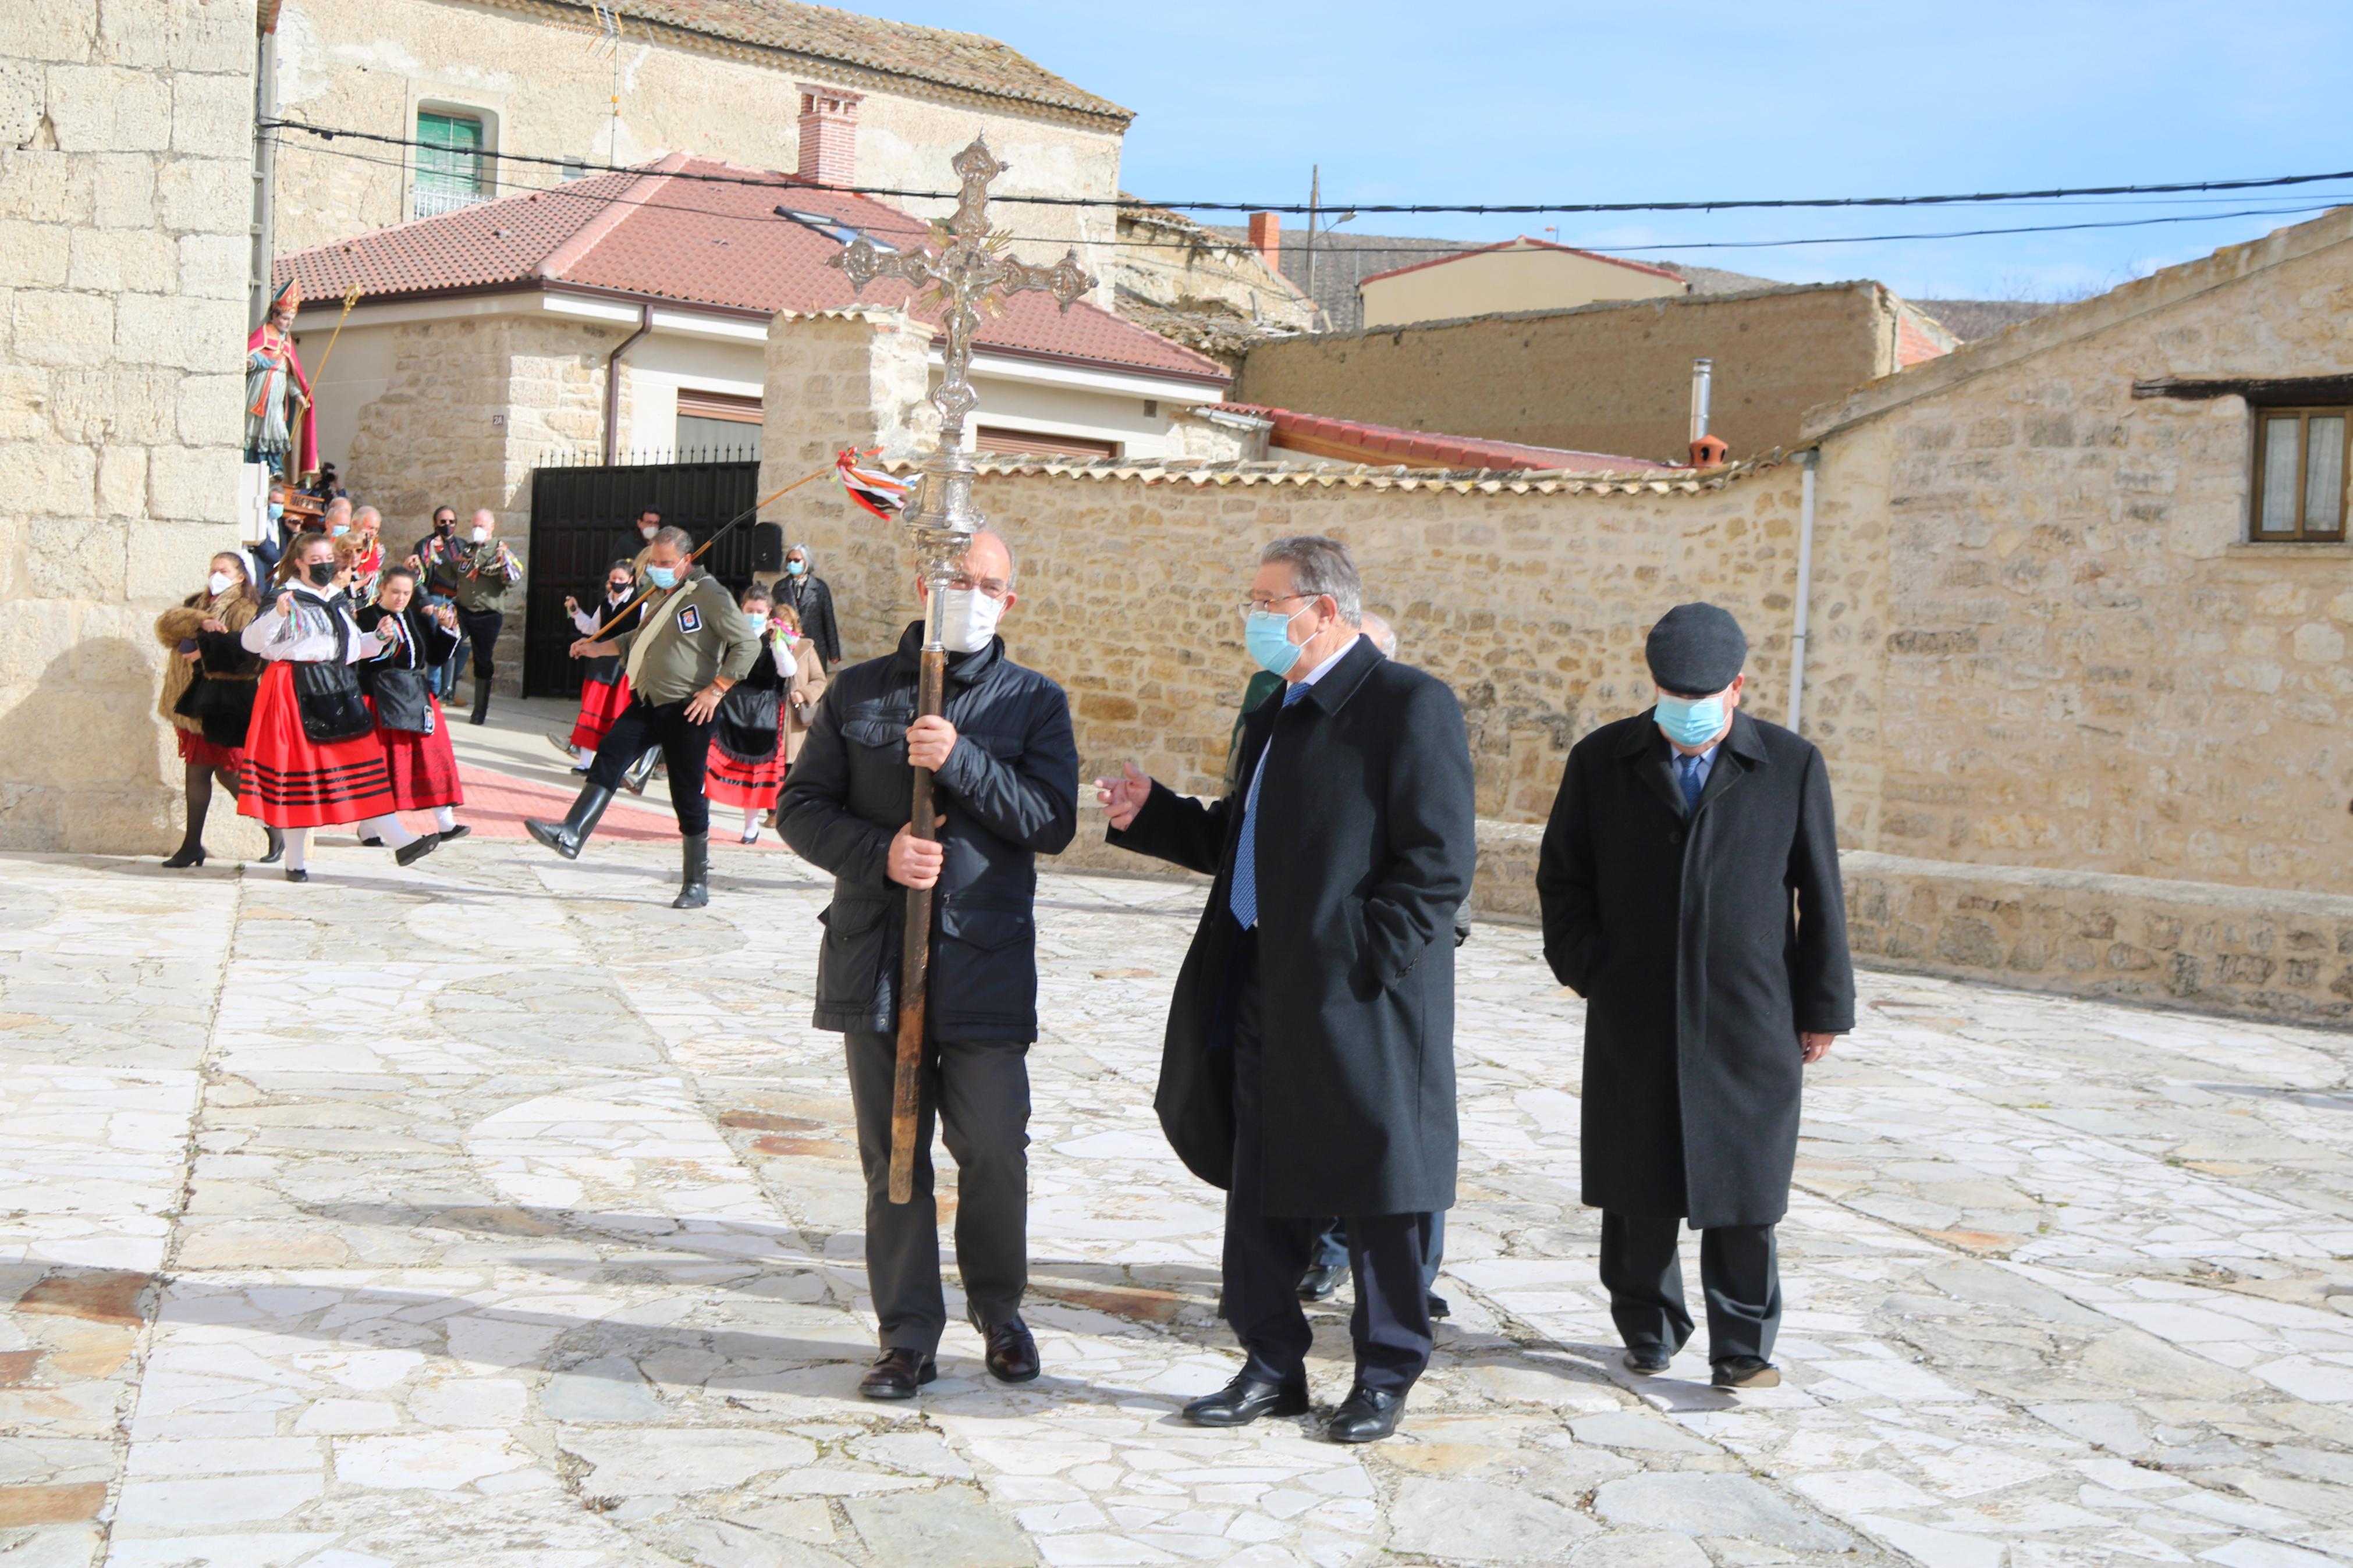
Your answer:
[970,1310,1041,1384]
[858,1347,936,1400]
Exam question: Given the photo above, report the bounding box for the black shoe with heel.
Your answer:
[161,842,205,869]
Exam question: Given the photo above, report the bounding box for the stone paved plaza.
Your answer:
[4,833,2353,1568]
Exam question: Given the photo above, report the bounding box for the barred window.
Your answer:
[2252,407,2349,541]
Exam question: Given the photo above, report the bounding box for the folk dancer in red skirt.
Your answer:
[551,560,644,774]
[705,585,793,844]
[705,595,829,844]
[154,552,282,867]
[357,566,471,841]
[237,534,443,882]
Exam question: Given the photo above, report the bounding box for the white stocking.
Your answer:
[577,748,596,768]
[743,806,761,836]
[360,814,417,850]
[282,827,308,872]
[432,806,458,832]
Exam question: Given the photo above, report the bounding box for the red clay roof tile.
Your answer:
[278,156,1226,384]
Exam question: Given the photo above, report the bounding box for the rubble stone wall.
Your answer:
[1234,284,1898,464]
[1809,214,2353,897]
[0,0,258,852]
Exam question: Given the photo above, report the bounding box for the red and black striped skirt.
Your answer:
[704,711,787,810]
[569,673,632,751]
[374,696,463,811]
[236,663,397,829]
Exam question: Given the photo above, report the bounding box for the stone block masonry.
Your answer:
[0,0,260,854]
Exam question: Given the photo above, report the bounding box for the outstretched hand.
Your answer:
[1094,760,1150,831]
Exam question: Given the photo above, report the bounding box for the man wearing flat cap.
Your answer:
[1535,602,1854,1391]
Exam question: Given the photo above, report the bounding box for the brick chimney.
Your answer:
[796,84,863,187]
[1246,211,1280,269]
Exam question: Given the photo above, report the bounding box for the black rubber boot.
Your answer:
[672,833,710,909]
[620,746,659,796]
[469,677,491,726]
[524,784,614,861]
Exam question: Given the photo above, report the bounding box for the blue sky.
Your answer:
[874,0,2352,300]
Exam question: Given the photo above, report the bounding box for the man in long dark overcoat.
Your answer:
[1098,535,1476,1443]
[1536,602,1854,1391]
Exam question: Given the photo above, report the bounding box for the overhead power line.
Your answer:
[269,136,2353,266]
[259,118,2353,218]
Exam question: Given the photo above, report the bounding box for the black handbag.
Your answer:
[712,682,782,760]
[370,667,435,734]
[292,604,374,744]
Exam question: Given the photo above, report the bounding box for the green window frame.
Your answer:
[415,110,487,211]
[2251,407,2350,541]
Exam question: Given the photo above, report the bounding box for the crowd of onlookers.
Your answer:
[163,486,848,876]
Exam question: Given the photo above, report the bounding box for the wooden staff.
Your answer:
[574,465,832,652]
[888,566,953,1204]
[307,283,365,385]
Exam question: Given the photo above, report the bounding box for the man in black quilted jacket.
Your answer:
[777,529,1077,1402]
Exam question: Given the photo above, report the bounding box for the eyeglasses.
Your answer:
[948,574,1012,601]
[1236,592,1312,622]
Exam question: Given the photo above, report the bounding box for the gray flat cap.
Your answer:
[1645,603,1748,695]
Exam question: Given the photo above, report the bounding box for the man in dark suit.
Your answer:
[1535,603,1854,1392]
[1099,535,1476,1443]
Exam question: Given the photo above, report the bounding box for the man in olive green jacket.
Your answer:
[524,527,756,907]
[418,507,523,726]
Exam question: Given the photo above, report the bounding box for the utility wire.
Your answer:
[260,117,2353,218]
[272,137,2353,261]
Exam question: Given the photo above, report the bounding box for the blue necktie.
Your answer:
[1229,684,1309,929]
[1676,752,1706,814]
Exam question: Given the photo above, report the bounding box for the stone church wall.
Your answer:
[0,0,258,853]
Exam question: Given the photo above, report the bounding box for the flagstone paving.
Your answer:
[2,837,2351,1567]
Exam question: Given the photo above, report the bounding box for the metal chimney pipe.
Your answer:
[1689,357,1713,445]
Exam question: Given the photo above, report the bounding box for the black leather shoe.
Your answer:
[1182,1373,1308,1427]
[858,1348,937,1401]
[1623,1345,1673,1374]
[1711,1356,1780,1389]
[161,842,205,868]
[394,833,440,867]
[970,1311,1041,1384]
[258,827,284,865]
[1297,1264,1347,1302]
[283,868,308,883]
[437,823,471,841]
[1325,1382,1406,1443]
[1427,1292,1451,1320]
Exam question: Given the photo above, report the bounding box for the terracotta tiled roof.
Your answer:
[277,155,1227,385]
[886,450,1786,493]
[1210,403,1672,475]
[481,0,1130,122]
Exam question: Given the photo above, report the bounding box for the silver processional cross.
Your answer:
[825,138,1095,1206]
[828,137,1096,582]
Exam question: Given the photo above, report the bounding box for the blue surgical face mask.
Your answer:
[1655,690,1728,748]
[786,560,808,576]
[645,565,677,590]
[1244,606,1307,677]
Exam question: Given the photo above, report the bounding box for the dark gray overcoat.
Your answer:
[1108,635,1477,1216]
[1535,708,1854,1228]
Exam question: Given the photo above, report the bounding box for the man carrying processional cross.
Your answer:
[778,140,1087,1402]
